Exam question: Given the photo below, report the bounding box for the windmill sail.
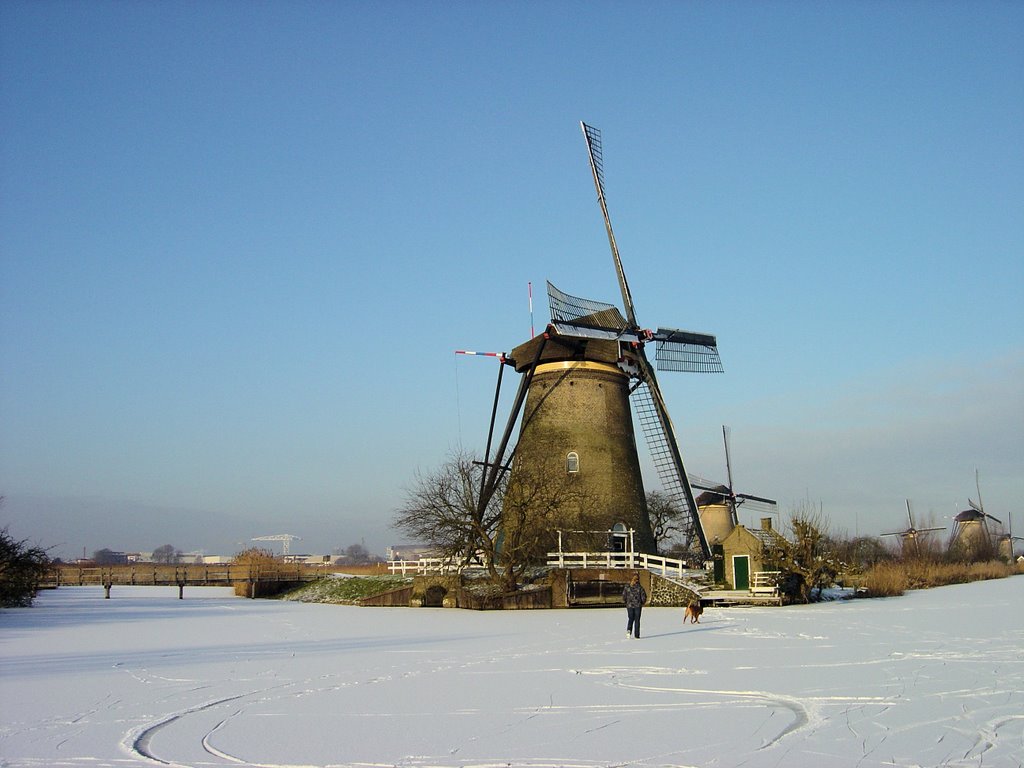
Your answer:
[581,121,638,326]
[577,122,723,559]
[547,282,628,330]
[631,370,710,557]
[546,278,712,554]
[549,282,723,372]
[655,330,723,373]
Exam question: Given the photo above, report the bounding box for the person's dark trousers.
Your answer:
[626,606,642,638]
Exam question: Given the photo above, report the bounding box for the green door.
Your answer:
[733,555,750,590]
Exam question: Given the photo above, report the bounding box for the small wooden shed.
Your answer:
[720,517,786,590]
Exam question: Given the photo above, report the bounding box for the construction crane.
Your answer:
[251,534,301,556]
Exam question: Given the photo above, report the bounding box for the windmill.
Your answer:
[880,500,945,556]
[948,470,1002,559]
[689,425,777,544]
[471,122,722,561]
[1001,512,1022,562]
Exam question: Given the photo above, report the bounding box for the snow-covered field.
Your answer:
[1,578,1022,768]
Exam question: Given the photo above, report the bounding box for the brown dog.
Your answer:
[683,600,703,624]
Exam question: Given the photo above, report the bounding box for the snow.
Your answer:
[1,578,1022,768]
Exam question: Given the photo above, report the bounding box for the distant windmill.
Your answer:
[948,470,1002,559]
[689,426,777,544]
[881,500,945,556]
[1000,512,1022,562]
[252,534,301,556]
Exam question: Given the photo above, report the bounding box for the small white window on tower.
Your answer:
[566,452,580,474]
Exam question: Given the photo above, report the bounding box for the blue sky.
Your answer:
[2,1,1022,559]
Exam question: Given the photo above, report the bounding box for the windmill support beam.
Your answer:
[474,337,549,523]
[477,359,507,512]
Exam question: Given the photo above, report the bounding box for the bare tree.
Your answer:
[833,535,893,573]
[343,544,370,564]
[152,544,180,564]
[498,458,600,591]
[393,451,495,569]
[92,548,124,565]
[393,451,595,592]
[1,530,51,607]
[646,490,687,554]
[762,502,841,603]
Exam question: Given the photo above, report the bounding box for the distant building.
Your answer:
[283,554,331,565]
[97,551,130,565]
[200,555,232,565]
[387,544,435,561]
[720,518,787,590]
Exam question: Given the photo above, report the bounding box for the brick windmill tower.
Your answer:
[473,123,723,561]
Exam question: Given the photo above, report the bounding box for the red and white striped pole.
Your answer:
[529,281,534,338]
[455,350,506,362]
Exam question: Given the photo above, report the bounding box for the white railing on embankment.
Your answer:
[544,551,701,578]
[387,552,705,581]
[387,558,480,575]
[749,570,781,596]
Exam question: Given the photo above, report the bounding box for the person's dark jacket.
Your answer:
[622,582,647,608]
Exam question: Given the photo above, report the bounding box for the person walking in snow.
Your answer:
[623,573,647,639]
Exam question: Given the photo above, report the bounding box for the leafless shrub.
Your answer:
[1,524,51,608]
[394,451,597,592]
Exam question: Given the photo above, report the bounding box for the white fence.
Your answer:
[750,570,781,596]
[545,551,700,578]
[387,558,482,575]
[388,552,706,581]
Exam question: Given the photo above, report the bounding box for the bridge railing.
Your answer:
[44,563,325,588]
[545,551,699,578]
[387,558,486,575]
[386,553,702,578]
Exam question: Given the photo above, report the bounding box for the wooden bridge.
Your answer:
[388,553,782,606]
[42,563,325,598]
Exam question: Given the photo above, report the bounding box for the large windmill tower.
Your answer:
[474,123,722,561]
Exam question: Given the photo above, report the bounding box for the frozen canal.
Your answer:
[1,577,1022,767]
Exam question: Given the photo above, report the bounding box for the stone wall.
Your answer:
[648,574,701,607]
[358,585,415,607]
[367,569,699,609]
[458,587,552,610]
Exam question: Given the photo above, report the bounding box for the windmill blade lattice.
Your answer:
[547,281,628,330]
[581,122,638,326]
[631,378,708,556]
[655,330,724,373]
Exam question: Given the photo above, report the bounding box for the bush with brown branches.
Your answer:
[1,526,51,608]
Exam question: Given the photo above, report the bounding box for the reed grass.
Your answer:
[860,559,1017,597]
